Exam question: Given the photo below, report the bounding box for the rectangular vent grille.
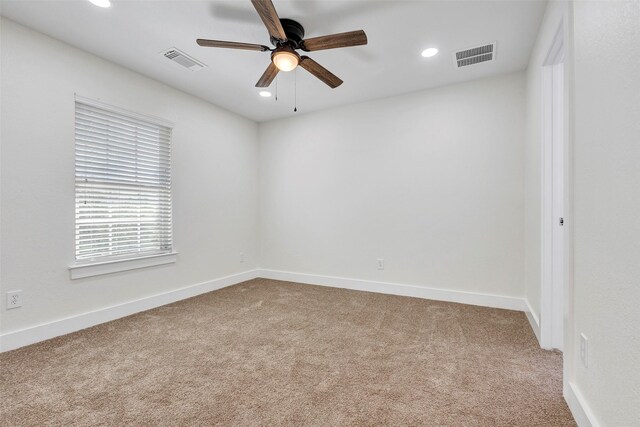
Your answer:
[454,43,496,68]
[162,48,206,71]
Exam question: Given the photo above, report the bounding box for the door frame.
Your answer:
[541,23,565,350]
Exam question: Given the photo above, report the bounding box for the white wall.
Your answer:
[526,1,640,424]
[259,72,526,299]
[571,1,640,424]
[0,19,259,334]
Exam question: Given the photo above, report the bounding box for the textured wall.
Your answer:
[571,1,640,424]
[259,72,526,298]
[0,19,259,333]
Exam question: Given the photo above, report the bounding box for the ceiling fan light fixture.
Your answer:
[196,0,367,89]
[272,47,300,72]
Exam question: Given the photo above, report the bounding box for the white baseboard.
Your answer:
[0,269,530,352]
[257,269,527,312]
[564,381,599,427]
[3,268,595,427]
[0,269,259,353]
[524,298,541,344]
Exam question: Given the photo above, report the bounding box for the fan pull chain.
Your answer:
[275,75,278,101]
[294,68,298,113]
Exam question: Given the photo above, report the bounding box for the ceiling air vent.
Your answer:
[454,42,496,68]
[162,48,206,71]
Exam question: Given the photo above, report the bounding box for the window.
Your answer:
[74,98,173,268]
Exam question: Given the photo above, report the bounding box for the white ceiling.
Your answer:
[1,0,546,122]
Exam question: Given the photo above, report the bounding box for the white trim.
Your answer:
[525,298,541,344]
[551,60,565,351]
[69,252,178,279]
[74,94,174,128]
[544,23,565,66]
[0,269,259,352]
[2,268,594,426]
[541,59,553,349]
[257,269,527,312]
[564,381,599,427]
[1,269,529,352]
[540,22,566,351]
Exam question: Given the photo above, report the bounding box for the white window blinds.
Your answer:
[74,99,173,262]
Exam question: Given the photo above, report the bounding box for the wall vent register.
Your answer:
[454,42,496,68]
[162,47,206,71]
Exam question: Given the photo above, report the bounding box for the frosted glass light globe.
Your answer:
[273,51,299,72]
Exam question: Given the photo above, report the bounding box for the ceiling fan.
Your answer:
[196,0,368,89]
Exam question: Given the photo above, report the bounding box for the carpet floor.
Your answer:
[1,279,575,426]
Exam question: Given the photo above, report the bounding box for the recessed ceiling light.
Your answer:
[88,0,111,8]
[259,91,272,98]
[421,48,439,58]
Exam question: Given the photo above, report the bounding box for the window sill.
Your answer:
[69,252,178,279]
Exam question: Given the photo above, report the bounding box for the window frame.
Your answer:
[69,96,176,279]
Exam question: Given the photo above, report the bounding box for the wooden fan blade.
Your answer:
[196,39,270,51]
[256,62,279,87]
[250,0,287,41]
[301,30,367,52]
[299,56,343,89]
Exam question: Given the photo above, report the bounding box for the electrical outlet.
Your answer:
[377,258,384,270]
[239,252,245,263]
[6,290,23,309]
[580,333,588,368]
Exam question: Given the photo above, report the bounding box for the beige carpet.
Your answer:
[0,279,575,426]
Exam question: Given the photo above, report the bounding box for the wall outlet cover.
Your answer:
[6,290,23,309]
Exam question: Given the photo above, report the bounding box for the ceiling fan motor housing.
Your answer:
[271,18,305,48]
